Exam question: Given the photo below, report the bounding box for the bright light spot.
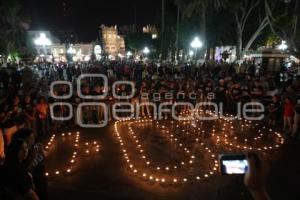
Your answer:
[277,40,288,50]
[84,55,91,62]
[191,37,203,48]
[189,50,194,57]
[34,33,52,46]
[143,47,150,54]
[127,51,133,57]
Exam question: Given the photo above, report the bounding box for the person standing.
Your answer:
[22,95,36,131]
[139,82,151,117]
[0,139,40,200]
[292,101,300,138]
[267,95,281,127]
[21,66,34,92]
[283,97,294,134]
[13,128,48,200]
[215,79,227,108]
[0,128,4,165]
[36,97,49,139]
[250,80,264,116]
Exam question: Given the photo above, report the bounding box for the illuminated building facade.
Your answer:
[142,25,158,39]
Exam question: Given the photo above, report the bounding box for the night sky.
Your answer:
[22,0,163,42]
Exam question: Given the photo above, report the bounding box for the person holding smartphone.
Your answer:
[220,152,270,200]
[244,152,270,200]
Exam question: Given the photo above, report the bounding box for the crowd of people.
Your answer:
[0,60,299,199]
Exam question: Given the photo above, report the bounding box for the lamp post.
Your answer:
[127,51,133,58]
[143,47,150,59]
[67,45,76,62]
[190,37,203,61]
[189,50,194,59]
[94,45,102,61]
[34,33,52,57]
[277,40,288,51]
[67,46,76,54]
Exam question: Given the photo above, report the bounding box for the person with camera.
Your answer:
[12,128,48,200]
[244,152,270,200]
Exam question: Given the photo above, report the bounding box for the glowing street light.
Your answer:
[94,45,102,54]
[94,45,102,61]
[277,40,288,50]
[34,33,52,56]
[143,47,150,55]
[34,33,52,46]
[191,37,203,49]
[67,46,76,54]
[127,51,133,57]
[189,50,194,57]
[190,37,203,60]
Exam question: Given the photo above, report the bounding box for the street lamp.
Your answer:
[94,45,102,61]
[277,40,288,51]
[67,46,76,54]
[34,33,52,46]
[143,47,150,55]
[190,37,203,60]
[34,33,52,56]
[143,47,150,59]
[127,51,133,57]
[67,46,77,62]
[189,50,194,58]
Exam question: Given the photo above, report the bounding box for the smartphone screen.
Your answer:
[220,154,248,175]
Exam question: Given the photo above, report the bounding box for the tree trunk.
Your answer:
[288,39,300,59]
[235,12,243,60]
[199,4,206,60]
[237,28,243,60]
[244,17,268,52]
[161,0,165,60]
[175,6,180,61]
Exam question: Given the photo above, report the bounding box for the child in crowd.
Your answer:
[283,97,294,134]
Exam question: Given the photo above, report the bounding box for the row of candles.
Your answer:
[114,107,285,185]
[114,117,218,184]
[44,131,100,178]
[180,109,285,151]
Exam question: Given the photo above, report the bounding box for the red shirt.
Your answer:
[36,103,49,119]
[284,102,294,117]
